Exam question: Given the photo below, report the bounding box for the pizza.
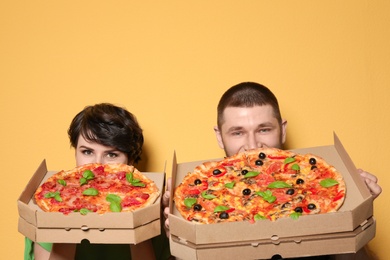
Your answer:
[34,163,160,215]
[174,147,346,224]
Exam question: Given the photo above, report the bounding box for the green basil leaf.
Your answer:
[268,181,292,189]
[254,213,267,221]
[224,182,235,189]
[83,188,99,196]
[244,171,260,178]
[184,198,197,208]
[44,192,57,198]
[106,194,121,204]
[126,172,133,183]
[201,191,216,200]
[44,191,62,202]
[214,205,230,213]
[256,190,276,203]
[284,157,296,164]
[80,177,87,186]
[291,164,300,171]
[54,193,62,202]
[79,208,91,215]
[109,202,122,212]
[126,172,145,187]
[58,179,66,186]
[320,178,339,188]
[131,181,146,187]
[290,212,302,220]
[83,170,95,180]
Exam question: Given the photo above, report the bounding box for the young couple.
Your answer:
[25,82,381,259]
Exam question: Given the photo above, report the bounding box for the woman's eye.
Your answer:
[82,150,93,155]
[107,153,118,158]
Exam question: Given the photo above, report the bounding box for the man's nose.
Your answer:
[247,135,260,150]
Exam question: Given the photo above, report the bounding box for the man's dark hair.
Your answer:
[217,82,282,129]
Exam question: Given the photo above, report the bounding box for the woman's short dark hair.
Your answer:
[217,82,282,129]
[68,103,144,163]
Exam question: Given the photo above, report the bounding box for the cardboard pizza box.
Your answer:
[18,160,165,244]
[168,133,375,259]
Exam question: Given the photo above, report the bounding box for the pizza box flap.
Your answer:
[169,133,374,245]
[18,160,165,230]
[170,217,376,260]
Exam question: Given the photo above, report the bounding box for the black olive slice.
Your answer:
[255,160,263,166]
[309,158,317,165]
[286,189,295,195]
[242,188,251,195]
[294,207,303,213]
[194,179,202,185]
[219,212,229,219]
[296,178,304,185]
[259,152,266,159]
[241,169,248,175]
[307,203,316,210]
[213,169,222,175]
[193,204,202,211]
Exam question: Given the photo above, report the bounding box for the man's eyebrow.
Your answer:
[226,126,244,132]
[257,122,276,127]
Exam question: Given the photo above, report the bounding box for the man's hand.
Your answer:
[359,169,382,199]
[162,177,172,237]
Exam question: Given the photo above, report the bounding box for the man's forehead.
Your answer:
[221,105,278,128]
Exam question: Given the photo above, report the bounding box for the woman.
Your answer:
[25,103,167,260]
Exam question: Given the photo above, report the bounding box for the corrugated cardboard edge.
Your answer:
[332,133,374,229]
[18,216,161,244]
[170,217,376,260]
[18,159,48,226]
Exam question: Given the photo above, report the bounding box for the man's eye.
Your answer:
[231,132,242,136]
[259,128,271,133]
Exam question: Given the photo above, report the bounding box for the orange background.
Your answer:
[1,1,389,259]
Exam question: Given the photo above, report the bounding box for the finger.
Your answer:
[162,190,170,208]
[362,172,378,183]
[364,178,382,198]
[163,205,170,219]
[162,178,172,208]
[164,218,170,237]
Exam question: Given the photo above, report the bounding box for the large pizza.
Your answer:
[174,148,346,224]
[34,163,160,214]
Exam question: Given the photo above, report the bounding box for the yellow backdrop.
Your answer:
[1,1,389,259]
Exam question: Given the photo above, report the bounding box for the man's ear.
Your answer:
[214,126,225,149]
[281,119,288,144]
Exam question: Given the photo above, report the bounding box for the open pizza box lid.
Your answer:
[17,160,165,244]
[168,133,375,258]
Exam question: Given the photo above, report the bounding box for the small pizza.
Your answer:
[35,163,160,215]
[174,148,346,224]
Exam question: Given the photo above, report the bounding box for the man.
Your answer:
[163,82,381,258]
